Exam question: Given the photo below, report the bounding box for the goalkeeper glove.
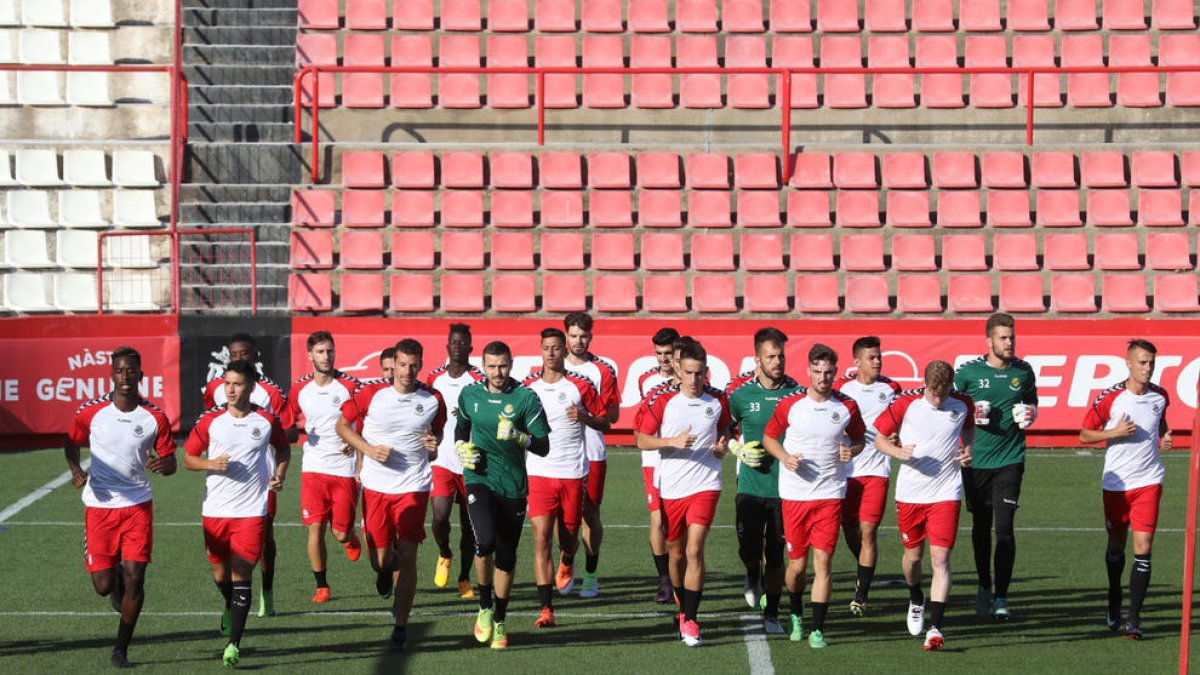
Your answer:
[496,415,531,449]
[455,441,480,470]
[1011,403,1037,430]
[730,440,765,469]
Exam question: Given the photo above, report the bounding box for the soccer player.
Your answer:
[65,346,175,669]
[184,360,291,669]
[636,342,731,647]
[523,328,611,627]
[953,313,1039,620]
[637,327,680,396]
[563,312,621,597]
[635,326,679,602]
[286,331,363,603]
[454,341,551,649]
[762,344,865,649]
[727,327,802,634]
[336,338,446,652]
[874,361,974,652]
[833,336,902,615]
[202,333,292,617]
[379,347,396,380]
[424,323,483,598]
[1079,339,1171,640]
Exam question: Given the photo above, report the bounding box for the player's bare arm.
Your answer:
[712,421,731,458]
[269,441,290,492]
[1160,419,1172,452]
[1079,413,1138,444]
[183,450,230,473]
[637,426,696,452]
[873,431,914,462]
[840,434,867,462]
[336,414,392,463]
[146,452,177,476]
[64,440,89,488]
[761,433,800,471]
[422,431,441,461]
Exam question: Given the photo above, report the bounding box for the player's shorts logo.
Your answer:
[133,424,145,437]
[302,509,309,518]
[467,493,477,504]
[251,427,263,440]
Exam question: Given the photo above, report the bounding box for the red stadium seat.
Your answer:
[987,190,1033,228]
[773,36,818,108]
[936,190,983,228]
[582,0,623,31]
[841,234,884,271]
[912,0,953,31]
[1139,189,1184,226]
[1132,151,1178,187]
[1008,0,1050,29]
[588,152,632,188]
[960,0,1001,30]
[540,153,583,189]
[891,234,937,271]
[982,152,1027,188]
[438,35,481,108]
[1043,233,1089,270]
[790,233,835,270]
[1153,0,1196,28]
[542,274,587,311]
[289,273,332,312]
[885,191,932,228]
[790,152,833,188]
[440,274,485,313]
[390,35,433,108]
[1182,152,1200,186]
[833,153,877,189]
[1110,35,1160,107]
[491,232,534,270]
[1191,192,1200,226]
[641,232,685,270]
[1154,274,1200,312]
[1050,275,1097,313]
[488,191,533,227]
[392,191,435,227]
[296,34,336,108]
[947,275,994,313]
[770,0,813,32]
[915,35,963,108]
[677,36,721,108]
[339,274,384,312]
[846,276,890,313]
[629,0,670,32]
[691,233,735,270]
[1086,189,1134,226]
[391,231,435,269]
[726,36,770,108]
[882,153,927,189]
[583,36,626,109]
[933,152,978,189]
[677,0,718,32]
[966,36,1012,107]
[1094,232,1141,270]
[594,275,638,312]
[489,0,530,31]
[787,191,832,227]
[818,0,858,31]
[688,190,733,227]
[1036,189,1082,227]
[637,153,681,188]
[725,0,766,32]
[346,0,387,30]
[687,154,730,189]
[539,232,585,270]
[865,0,906,31]
[746,274,794,312]
[440,191,485,228]
[536,36,578,109]
[298,0,339,29]
[1056,0,1100,29]
[1014,35,1062,108]
[391,151,434,188]
[441,152,484,188]
[592,232,635,270]
[342,189,386,228]
[740,233,785,271]
[638,190,683,228]
[442,0,482,30]
[821,37,867,108]
[491,152,534,189]
[390,274,435,312]
[292,190,335,227]
[835,190,881,228]
[290,230,333,269]
[793,275,839,313]
[942,234,988,271]
[896,275,943,313]
[1102,275,1149,312]
[869,36,914,108]
[992,233,1039,271]
[590,191,634,228]
[692,275,738,313]
[642,276,688,313]
[1036,154,1080,190]
[1103,0,1147,28]
[1081,151,1127,187]
[394,0,434,29]
[1146,232,1192,270]
[340,230,384,269]
[535,0,575,31]
[486,35,530,109]
[737,192,783,228]
[343,151,385,188]
[491,274,537,312]
[441,231,485,269]
[1062,35,1111,108]
[735,153,779,189]
[999,274,1046,312]
[630,36,673,108]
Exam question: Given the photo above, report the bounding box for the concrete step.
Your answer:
[186,64,294,86]
[184,0,300,9]
[184,26,297,46]
[186,143,303,184]
[184,44,295,66]
[189,104,292,124]
[191,85,294,106]
[189,122,295,142]
[181,184,294,202]
[182,202,290,223]
[184,8,297,28]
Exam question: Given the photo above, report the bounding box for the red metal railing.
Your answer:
[1181,382,1200,675]
[294,63,1200,184]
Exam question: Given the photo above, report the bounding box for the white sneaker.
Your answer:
[763,616,786,635]
[907,602,926,636]
[924,627,944,651]
[743,576,762,609]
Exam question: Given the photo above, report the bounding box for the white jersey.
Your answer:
[874,389,974,504]
[70,395,174,508]
[342,380,447,495]
[425,365,484,474]
[523,371,609,479]
[635,385,732,500]
[567,354,620,462]
[203,373,292,427]
[1084,382,1170,492]
[834,376,902,479]
[636,369,674,468]
[186,406,287,518]
[764,390,866,501]
[288,371,360,477]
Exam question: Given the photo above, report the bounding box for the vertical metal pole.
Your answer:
[1025,70,1035,146]
[249,230,258,315]
[312,69,321,183]
[781,71,792,184]
[537,72,545,145]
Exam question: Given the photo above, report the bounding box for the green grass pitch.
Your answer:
[0,447,1193,673]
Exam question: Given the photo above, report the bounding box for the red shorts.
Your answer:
[203,515,267,565]
[585,460,607,506]
[659,490,721,542]
[301,472,358,532]
[782,499,841,558]
[431,465,467,503]
[527,475,585,531]
[267,490,277,519]
[84,502,153,573]
[842,476,889,526]
[642,466,661,513]
[897,500,961,549]
[362,489,429,546]
[1104,484,1163,537]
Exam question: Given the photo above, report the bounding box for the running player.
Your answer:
[184,360,291,668]
[563,312,621,598]
[202,333,292,617]
[953,313,1039,620]
[635,326,679,603]
[286,331,363,604]
[727,327,802,635]
[636,342,732,647]
[336,338,446,652]
[379,347,396,380]
[455,341,551,650]
[1080,339,1171,640]
[833,336,902,615]
[425,323,483,598]
[523,328,611,627]
[762,344,865,649]
[65,346,175,669]
[638,327,679,396]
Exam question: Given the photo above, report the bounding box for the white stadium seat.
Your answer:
[0,29,16,63]
[4,230,53,268]
[54,272,98,311]
[0,0,17,26]
[106,234,156,268]
[15,148,62,186]
[6,190,53,227]
[23,0,67,27]
[70,0,112,28]
[19,29,63,63]
[17,71,63,105]
[4,272,55,311]
[112,151,159,187]
[0,72,14,105]
[109,270,159,311]
[58,189,107,227]
[55,228,97,267]
[66,71,111,106]
[112,189,159,227]
[62,149,109,186]
[0,149,15,185]
[68,31,110,65]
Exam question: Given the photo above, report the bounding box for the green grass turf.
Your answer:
[0,447,1195,673]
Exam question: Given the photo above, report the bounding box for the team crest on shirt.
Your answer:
[832,411,841,422]
[251,427,263,440]
[1153,404,1162,414]
[504,404,514,414]
[558,392,568,402]
[705,406,716,418]
[333,396,341,405]
[1010,377,1021,391]
[415,404,425,414]
[132,424,145,437]
[950,411,962,422]
[878,392,887,402]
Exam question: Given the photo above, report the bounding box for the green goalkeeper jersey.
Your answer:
[455,377,550,499]
[953,356,1038,470]
[727,375,804,499]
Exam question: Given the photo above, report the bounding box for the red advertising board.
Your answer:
[292,317,1199,446]
[0,316,181,435]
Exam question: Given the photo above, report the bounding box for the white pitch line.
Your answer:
[740,615,776,675]
[0,609,679,620]
[0,459,89,524]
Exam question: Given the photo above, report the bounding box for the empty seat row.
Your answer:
[0,70,112,106]
[0,229,159,268]
[288,270,1200,314]
[297,0,1198,33]
[0,28,112,64]
[0,0,113,28]
[0,149,160,187]
[0,190,161,228]
[1,270,158,314]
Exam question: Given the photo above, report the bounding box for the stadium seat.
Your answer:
[891,234,937,271]
[1153,0,1196,28]
[0,0,14,26]
[441,191,485,228]
[896,275,942,313]
[790,153,833,188]
[4,272,54,312]
[691,233,735,270]
[933,153,977,189]
[53,272,98,312]
[773,36,818,108]
[982,152,1027,188]
[1014,35,1062,107]
[790,233,835,271]
[112,191,160,228]
[1132,151,1178,187]
[342,34,385,108]
[15,148,61,186]
[1110,35,1160,107]
[490,274,536,313]
[1036,189,1082,227]
[726,36,770,108]
[793,275,838,313]
[592,232,635,270]
[490,0,530,31]
[942,234,988,271]
[1094,232,1141,270]
[1044,233,1089,270]
[1104,0,1147,28]
[882,153,927,189]
[296,34,337,108]
[593,275,638,312]
[440,231,484,269]
[641,232,685,270]
[836,190,880,227]
[746,274,793,312]
[1086,189,1133,226]
[292,190,334,228]
[540,232,584,270]
[999,274,1046,312]
[583,36,625,109]
[392,191,435,228]
[833,153,877,189]
[637,153,681,188]
[740,233,785,271]
[71,0,113,27]
[393,0,433,29]
[687,154,730,189]
[439,274,485,312]
[58,190,106,228]
[340,151,384,189]
[540,190,583,228]
[486,35,530,109]
[1182,152,1200,186]
[1154,274,1200,312]
[643,275,688,312]
[108,271,160,312]
[689,191,733,227]
[987,190,1033,227]
[439,152,483,189]
[1138,189,1184,226]
[290,230,334,269]
[0,150,13,185]
[390,231,435,269]
[62,149,108,186]
[68,31,111,65]
[346,0,387,30]
[886,191,931,227]
[112,151,159,188]
[298,0,338,28]
[966,36,1012,107]
[582,0,623,31]
[841,234,884,271]
[1146,232,1192,270]
[339,274,385,312]
[787,191,832,227]
[864,0,906,31]
[540,153,583,189]
[106,235,156,269]
[390,152,434,189]
[288,273,333,312]
[7,190,53,227]
[915,35,963,108]
[846,276,890,313]
[869,36,915,108]
[737,191,783,227]
[817,0,858,31]
[1056,0,1100,29]
[390,274,434,312]
[1102,274,1149,312]
[1081,152,1127,187]
[66,71,110,106]
[390,35,433,108]
[677,36,721,108]
[442,0,482,30]
[638,190,682,228]
[736,154,779,189]
[770,0,813,32]
[341,190,385,228]
[4,230,52,267]
[821,36,866,109]
[536,0,575,31]
[588,152,632,188]
[692,275,738,313]
[491,153,533,189]
[340,230,384,269]
[960,0,1001,30]
[490,191,534,228]
[1008,0,1050,29]
[677,0,718,32]
[725,0,766,32]
[1050,275,1097,312]
[992,233,1039,271]
[630,36,673,108]
[1062,35,1111,108]
[541,274,586,311]
[438,35,481,108]
[629,0,670,32]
